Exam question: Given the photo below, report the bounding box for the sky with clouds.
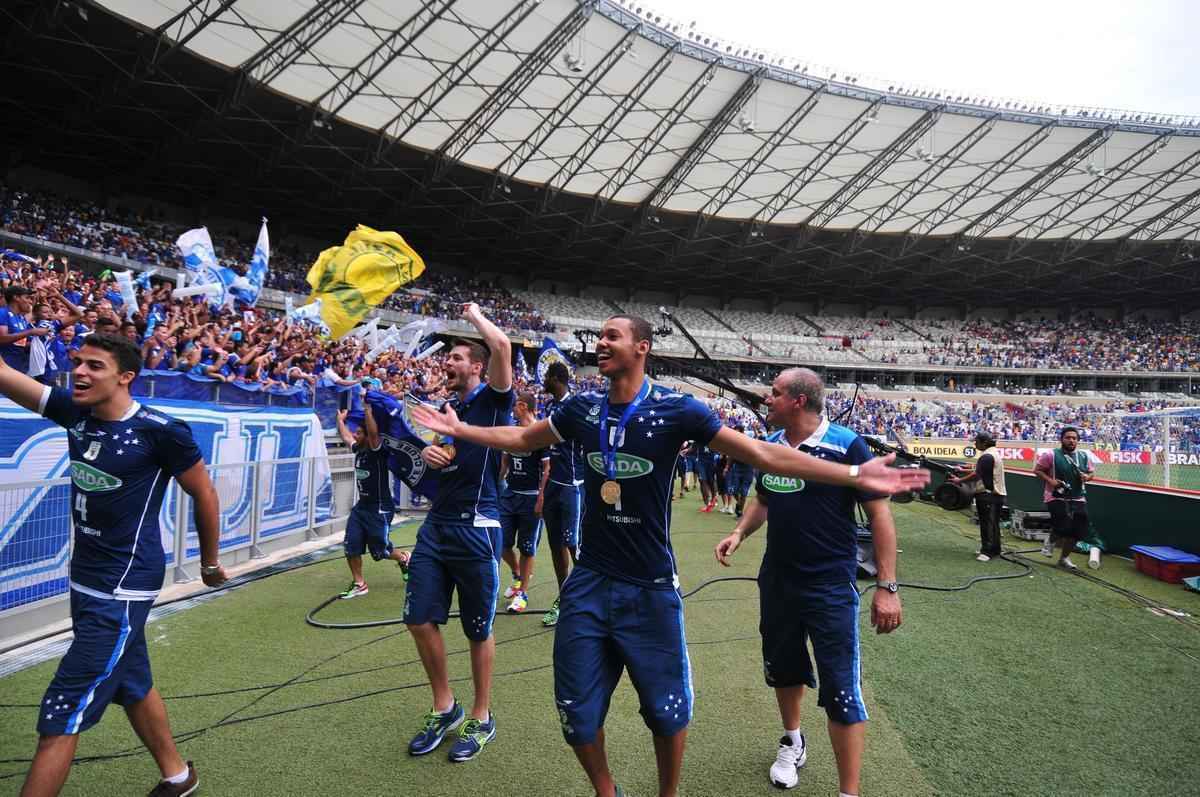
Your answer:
[638,0,1198,117]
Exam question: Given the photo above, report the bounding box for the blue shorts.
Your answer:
[344,504,394,560]
[680,457,694,474]
[500,492,543,556]
[404,518,501,641]
[727,469,754,497]
[542,482,581,551]
[38,591,154,735]
[695,460,713,482]
[553,567,693,744]
[758,570,868,724]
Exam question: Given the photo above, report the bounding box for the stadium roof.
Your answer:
[4,0,1200,308]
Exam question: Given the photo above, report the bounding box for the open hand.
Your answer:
[411,402,460,438]
[858,454,930,495]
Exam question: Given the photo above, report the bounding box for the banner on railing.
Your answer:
[0,398,332,612]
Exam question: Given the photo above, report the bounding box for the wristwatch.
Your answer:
[877,580,899,593]
[848,464,860,480]
[200,563,222,575]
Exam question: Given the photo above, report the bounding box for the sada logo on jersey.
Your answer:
[586,452,654,479]
[761,474,805,493]
[70,462,123,492]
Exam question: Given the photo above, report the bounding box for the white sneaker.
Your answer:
[976,553,991,562]
[1040,539,1054,557]
[768,734,807,789]
[503,580,522,599]
[1058,557,1078,570]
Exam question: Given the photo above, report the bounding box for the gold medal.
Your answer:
[600,480,621,505]
[442,444,457,460]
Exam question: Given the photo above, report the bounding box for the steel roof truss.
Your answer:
[538,41,679,213]
[1111,186,1200,263]
[897,121,1054,256]
[847,114,997,253]
[958,125,1113,243]
[426,3,592,186]
[241,0,366,93]
[487,25,640,200]
[315,0,458,120]
[688,82,827,242]
[751,95,885,234]
[586,61,719,223]
[1006,131,1172,259]
[371,0,545,164]
[1059,147,1200,259]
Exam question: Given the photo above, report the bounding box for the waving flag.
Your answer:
[175,227,239,310]
[114,271,139,320]
[536,337,572,384]
[347,390,440,500]
[305,224,425,339]
[232,218,269,308]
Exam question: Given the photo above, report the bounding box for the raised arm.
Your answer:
[411,401,558,453]
[335,409,356,448]
[463,302,512,392]
[361,396,382,450]
[708,426,929,496]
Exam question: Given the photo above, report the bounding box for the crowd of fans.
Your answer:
[916,316,1200,373]
[824,392,1199,452]
[1,184,554,336]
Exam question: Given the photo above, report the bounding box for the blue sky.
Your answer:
[640,0,1198,117]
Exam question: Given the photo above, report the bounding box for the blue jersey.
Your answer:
[0,307,32,372]
[545,391,586,486]
[504,446,549,495]
[40,387,203,599]
[549,384,722,589]
[755,418,882,583]
[429,382,514,526]
[353,441,393,511]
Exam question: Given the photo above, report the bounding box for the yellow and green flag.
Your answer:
[305,224,426,339]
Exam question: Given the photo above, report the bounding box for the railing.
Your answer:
[0,454,353,616]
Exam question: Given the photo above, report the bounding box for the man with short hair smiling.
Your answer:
[0,333,226,797]
[413,316,927,797]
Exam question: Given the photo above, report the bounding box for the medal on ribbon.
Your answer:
[598,379,651,507]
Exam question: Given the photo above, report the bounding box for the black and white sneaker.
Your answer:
[769,734,807,789]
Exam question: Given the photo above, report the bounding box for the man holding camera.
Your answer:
[1034,427,1094,569]
[949,432,1006,562]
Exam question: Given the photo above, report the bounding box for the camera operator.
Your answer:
[1033,427,1094,570]
[949,432,1006,562]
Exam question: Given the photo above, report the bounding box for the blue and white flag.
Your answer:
[516,344,532,383]
[0,249,37,263]
[232,218,269,308]
[175,227,239,310]
[536,337,572,385]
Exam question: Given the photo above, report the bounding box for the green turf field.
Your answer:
[2,495,1198,796]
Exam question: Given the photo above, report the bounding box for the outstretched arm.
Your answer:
[0,357,50,413]
[708,426,929,496]
[411,402,558,453]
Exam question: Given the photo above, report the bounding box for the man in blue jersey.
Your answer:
[0,286,51,374]
[715,367,902,796]
[404,302,512,763]
[413,316,927,797]
[0,333,227,797]
[695,443,717,512]
[498,390,550,613]
[539,360,585,627]
[334,394,410,599]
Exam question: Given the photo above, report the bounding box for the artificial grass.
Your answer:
[0,494,1196,796]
